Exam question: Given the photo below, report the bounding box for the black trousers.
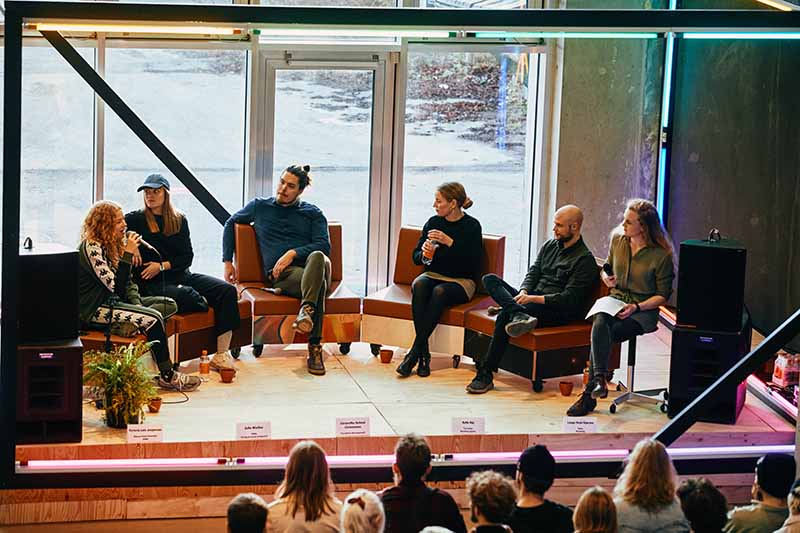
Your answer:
[141,271,240,335]
[410,274,469,354]
[589,312,644,377]
[482,274,572,369]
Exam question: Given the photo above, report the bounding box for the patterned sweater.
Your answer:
[77,239,142,325]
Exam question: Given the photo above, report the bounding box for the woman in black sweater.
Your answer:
[125,174,240,373]
[397,182,484,378]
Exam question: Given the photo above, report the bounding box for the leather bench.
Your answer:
[462,266,620,392]
[234,222,361,355]
[170,299,253,362]
[362,225,505,357]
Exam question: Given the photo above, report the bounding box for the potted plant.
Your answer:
[83,341,157,429]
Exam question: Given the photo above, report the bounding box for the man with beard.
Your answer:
[467,205,597,394]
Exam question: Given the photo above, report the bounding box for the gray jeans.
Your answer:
[272,251,332,340]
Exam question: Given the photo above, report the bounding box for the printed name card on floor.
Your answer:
[127,424,164,443]
[561,417,598,433]
[237,422,271,440]
[452,417,486,434]
[336,417,370,437]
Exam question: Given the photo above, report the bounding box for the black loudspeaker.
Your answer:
[16,338,84,444]
[19,243,79,343]
[676,239,746,332]
[667,321,751,424]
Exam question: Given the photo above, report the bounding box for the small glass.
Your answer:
[421,240,439,266]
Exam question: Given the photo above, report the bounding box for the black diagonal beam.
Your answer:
[654,308,800,447]
[41,30,230,225]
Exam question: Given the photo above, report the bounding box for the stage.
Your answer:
[15,325,793,463]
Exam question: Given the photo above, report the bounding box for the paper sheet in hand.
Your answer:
[586,296,627,319]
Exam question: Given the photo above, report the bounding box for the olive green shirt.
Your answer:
[607,232,675,333]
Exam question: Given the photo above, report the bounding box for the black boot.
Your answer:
[590,374,609,399]
[417,353,431,377]
[466,362,494,394]
[396,350,419,377]
[567,384,598,417]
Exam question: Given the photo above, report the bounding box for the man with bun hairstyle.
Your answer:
[223,164,332,375]
[467,205,597,394]
[509,444,573,533]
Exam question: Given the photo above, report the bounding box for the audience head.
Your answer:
[676,478,728,533]
[788,479,800,516]
[553,205,584,244]
[573,486,617,533]
[341,489,385,533]
[393,433,432,484]
[277,164,312,204]
[516,444,556,496]
[277,440,335,522]
[619,198,674,254]
[81,200,126,268]
[614,439,678,513]
[420,528,455,533]
[137,173,182,236]
[753,453,796,501]
[227,493,268,533]
[434,182,473,218]
[466,470,517,526]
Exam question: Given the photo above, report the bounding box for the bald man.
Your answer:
[467,205,598,394]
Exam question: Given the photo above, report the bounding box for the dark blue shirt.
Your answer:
[222,197,330,276]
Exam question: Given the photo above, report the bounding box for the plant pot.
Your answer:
[220,368,236,383]
[148,397,162,414]
[559,381,574,397]
[379,349,394,364]
[106,409,141,429]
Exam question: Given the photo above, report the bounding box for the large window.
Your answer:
[272,69,375,295]
[103,48,247,278]
[402,50,538,286]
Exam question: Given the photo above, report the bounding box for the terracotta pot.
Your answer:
[379,349,394,364]
[148,397,162,414]
[559,381,574,397]
[220,368,236,383]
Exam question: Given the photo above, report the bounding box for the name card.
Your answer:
[562,417,598,433]
[336,417,370,437]
[452,417,486,434]
[127,424,163,443]
[237,422,271,440]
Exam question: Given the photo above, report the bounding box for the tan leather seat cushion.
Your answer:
[465,308,592,352]
[173,299,252,333]
[363,283,490,326]
[240,281,360,316]
[80,330,148,351]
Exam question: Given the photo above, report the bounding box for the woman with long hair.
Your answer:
[78,200,200,391]
[613,439,689,533]
[396,182,483,379]
[341,489,386,533]
[267,440,342,532]
[125,174,240,373]
[568,198,675,416]
[573,486,617,533]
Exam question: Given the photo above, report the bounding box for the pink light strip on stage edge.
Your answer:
[18,457,224,470]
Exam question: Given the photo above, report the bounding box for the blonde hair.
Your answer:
[437,182,473,210]
[276,440,336,522]
[143,187,183,237]
[614,439,678,513]
[81,200,125,269]
[573,486,617,533]
[789,484,800,515]
[341,489,385,533]
[614,198,674,255]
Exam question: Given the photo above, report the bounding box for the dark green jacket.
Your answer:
[78,239,142,325]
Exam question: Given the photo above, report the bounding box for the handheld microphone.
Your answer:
[127,231,158,253]
[602,263,614,277]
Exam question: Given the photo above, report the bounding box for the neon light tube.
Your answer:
[657,146,668,219]
[259,28,450,38]
[475,31,658,39]
[684,32,800,39]
[34,23,237,35]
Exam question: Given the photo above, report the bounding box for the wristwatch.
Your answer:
[159,262,164,272]
[634,302,641,313]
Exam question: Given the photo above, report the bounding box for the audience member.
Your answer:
[420,528,456,533]
[381,433,466,533]
[466,470,517,532]
[508,444,573,533]
[227,493,268,533]
[613,439,690,533]
[676,478,727,533]
[573,486,617,533]
[775,479,800,533]
[341,489,385,533]
[724,453,795,533]
[267,440,342,532]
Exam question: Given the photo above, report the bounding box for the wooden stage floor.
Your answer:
[15,326,794,461]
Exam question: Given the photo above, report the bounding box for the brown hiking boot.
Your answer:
[307,343,325,375]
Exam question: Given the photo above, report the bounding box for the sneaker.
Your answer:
[209,351,236,372]
[487,305,502,317]
[466,368,494,394]
[566,390,597,417]
[157,371,201,392]
[505,313,538,337]
[293,304,315,334]
[307,343,325,376]
[590,376,609,399]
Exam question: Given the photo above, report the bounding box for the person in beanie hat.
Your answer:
[725,453,796,533]
[508,445,573,533]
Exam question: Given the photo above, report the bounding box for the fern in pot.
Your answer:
[84,341,157,429]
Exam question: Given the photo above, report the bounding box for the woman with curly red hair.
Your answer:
[78,200,200,392]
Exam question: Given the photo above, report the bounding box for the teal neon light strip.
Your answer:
[474,31,659,39]
[684,32,800,39]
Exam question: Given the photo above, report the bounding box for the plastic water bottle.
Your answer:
[199,350,210,381]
